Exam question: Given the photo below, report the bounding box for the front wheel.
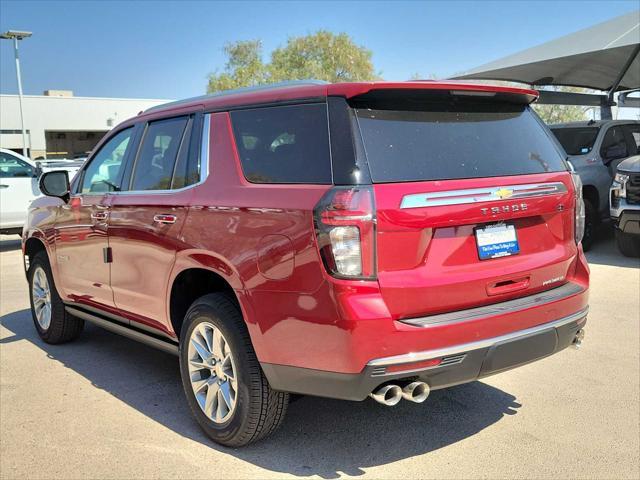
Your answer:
[28,252,84,344]
[615,229,640,257]
[179,293,288,447]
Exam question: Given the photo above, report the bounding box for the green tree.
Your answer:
[207,31,377,93]
[532,87,590,124]
[269,31,376,83]
[207,40,267,93]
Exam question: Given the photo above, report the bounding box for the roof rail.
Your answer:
[143,80,328,114]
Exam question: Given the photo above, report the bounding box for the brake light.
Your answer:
[313,186,376,279]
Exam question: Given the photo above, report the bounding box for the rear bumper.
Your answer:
[262,307,588,401]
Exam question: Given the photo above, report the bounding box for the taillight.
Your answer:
[314,186,376,279]
[571,171,586,245]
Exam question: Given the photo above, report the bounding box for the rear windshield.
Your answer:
[354,103,567,183]
[550,127,600,155]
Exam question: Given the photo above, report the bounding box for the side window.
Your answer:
[81,128,133,193]
[0,152,34,178]
[600,126,629,162]
[130,116,188,191]
[230,103,332,184]
[170,117,199,189]
[623,124,640,154]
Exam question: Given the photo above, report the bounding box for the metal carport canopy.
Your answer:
[453,11,640,94]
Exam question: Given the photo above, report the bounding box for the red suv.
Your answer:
[24,81,589,446]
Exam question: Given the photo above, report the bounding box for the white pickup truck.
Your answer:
[0,148,84,235]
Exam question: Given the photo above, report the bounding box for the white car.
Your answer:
[0,148,83,235]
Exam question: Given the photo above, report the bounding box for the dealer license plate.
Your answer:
[475,223,520,260]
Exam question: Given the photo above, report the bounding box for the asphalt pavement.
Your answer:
[1,233,638,479]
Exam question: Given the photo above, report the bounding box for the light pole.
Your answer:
[1,30,32,158]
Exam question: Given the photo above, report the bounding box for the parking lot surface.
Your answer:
[1,234,638,479]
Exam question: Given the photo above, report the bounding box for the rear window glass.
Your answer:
[550,127,600,155]
[230,104,332,184]
[355,103,567,183]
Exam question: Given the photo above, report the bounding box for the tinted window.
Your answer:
[171,118,199,189]
[624,124,640,154]
[355,103,566,183]
[600,126,628,161]
[81,128,133,193]
[0,152,33,178]
[230,104,331,184]
[131,117,189,191]
[550,127,600,155]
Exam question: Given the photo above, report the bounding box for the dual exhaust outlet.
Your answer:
[369,381,430,406]
[371,329,586,406]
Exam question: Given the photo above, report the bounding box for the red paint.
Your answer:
[23,81,588,379]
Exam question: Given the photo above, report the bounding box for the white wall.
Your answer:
[0,94,171,156]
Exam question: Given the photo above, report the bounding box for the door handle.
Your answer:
[0,184,9,189]
[91,211,109,221]
[153,214,177,224]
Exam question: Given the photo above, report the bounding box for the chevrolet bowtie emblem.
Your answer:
[495,188,514,200]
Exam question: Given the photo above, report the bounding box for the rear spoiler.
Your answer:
[328,81,538,105]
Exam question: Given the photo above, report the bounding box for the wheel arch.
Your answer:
[167,248,258,339]
[24,235,48,265]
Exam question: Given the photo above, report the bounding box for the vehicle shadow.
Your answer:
[0,309,520,478]
[586,229,640,269]
[0,235,22,253]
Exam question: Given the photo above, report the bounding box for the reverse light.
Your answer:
[314,186,376,279]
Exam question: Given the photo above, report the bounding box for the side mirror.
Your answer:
[34,163,43,178]
[39,170,70,200]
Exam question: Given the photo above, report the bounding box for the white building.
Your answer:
[0,91,170,159]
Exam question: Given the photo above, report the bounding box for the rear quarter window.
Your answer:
[355,102,567,183]
[230,103,332,184]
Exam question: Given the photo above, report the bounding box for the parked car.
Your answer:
[550,120,640,250]
[610,154,640,257]
[23,81,589,447]
[0,148,83,235]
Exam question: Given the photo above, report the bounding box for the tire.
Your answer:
[179,293,288,447]
[615,229,640,257]
[28,251,84,344]
[581,199,597,252]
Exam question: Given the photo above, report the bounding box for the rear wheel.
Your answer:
[581,199,597,252]
[179,293,288,447]
[28,252,84,344]
[615,229,640,257]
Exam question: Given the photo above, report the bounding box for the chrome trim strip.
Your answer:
[368,306,588,367]
[102,113,211,196]
[65,306,179,356]
[200,113,211,183]
[400,182,568,209]
[400,282,584,327]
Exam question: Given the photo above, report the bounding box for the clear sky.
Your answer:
[0,0,638,100]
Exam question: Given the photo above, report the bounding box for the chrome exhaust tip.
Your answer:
[369,384,402,406]
[402,381,430,403]
[572,329,585,349]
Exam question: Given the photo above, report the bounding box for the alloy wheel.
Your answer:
[187,322,238,424]
[31,266,52,330]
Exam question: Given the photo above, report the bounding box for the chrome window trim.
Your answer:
[368,306,588,367]
[107,113,211,196]
[400,182,568,209]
